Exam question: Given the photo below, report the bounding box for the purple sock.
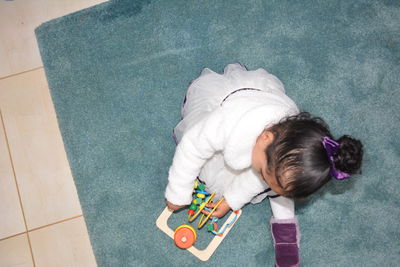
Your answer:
[270,217,301,267]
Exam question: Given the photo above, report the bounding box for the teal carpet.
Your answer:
[35,0,399,266]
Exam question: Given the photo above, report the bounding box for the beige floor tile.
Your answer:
[29,216,97,267]
[0,0,108,78]
[0,112,26,239]
[0,234,34,267]
[0,69,82,230]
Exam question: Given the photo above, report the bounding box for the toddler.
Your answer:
[165,63,363,267]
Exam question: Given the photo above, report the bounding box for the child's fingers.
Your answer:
[201,205,214,216]
[201,209,210,216]
[166,200,186,212]
[201,209,218,217]
[205,202,217,208]
[202,202,219,216]
[201,206,223,218]
[210,210,223,218]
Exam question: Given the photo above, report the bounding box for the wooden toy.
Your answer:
[156,182,242,261]
[174,224,197,249]
[156,207,241,261]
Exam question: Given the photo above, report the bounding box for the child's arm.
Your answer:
[165,108,226,206]
[269,196,300,267]
[202,169,269,218]
[223,168,269,211]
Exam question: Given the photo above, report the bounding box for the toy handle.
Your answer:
[156,207,175,239]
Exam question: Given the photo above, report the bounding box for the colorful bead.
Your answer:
[213,222,218,230]
[207,224,214,232]
[195,190,209,195]
[196,193,205,199]
[189,204,197,211]
[193,198,202,205]
[188,209,195,215]
[197,184,206,191]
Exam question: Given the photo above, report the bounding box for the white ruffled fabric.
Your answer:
[166,63,298,215]
[174,63,287,142]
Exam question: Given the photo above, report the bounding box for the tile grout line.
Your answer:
[0,109,36,267]
[0,66,44,80]
[1,108,85,260]
[28,214,84,233]
[0,214,84,243]
[0,231,27,242]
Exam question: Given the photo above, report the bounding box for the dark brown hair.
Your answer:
[265,112,363,198]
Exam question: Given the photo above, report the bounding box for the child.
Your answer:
[165,63,363,266]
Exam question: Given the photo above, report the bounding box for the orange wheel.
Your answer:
[174,225,196,249]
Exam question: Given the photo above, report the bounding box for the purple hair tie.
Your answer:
[322,137,350,180]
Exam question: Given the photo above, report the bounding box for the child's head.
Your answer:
[263,112,363,198]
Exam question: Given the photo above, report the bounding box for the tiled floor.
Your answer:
[0,1,108,266]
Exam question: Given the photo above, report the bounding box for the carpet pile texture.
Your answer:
[35,0,400,266]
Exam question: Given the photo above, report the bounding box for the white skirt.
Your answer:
[174,63,285,143]
[173,63,285,201]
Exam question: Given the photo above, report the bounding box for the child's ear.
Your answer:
[262,130,274,142]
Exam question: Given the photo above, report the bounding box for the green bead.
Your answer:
[197,184,206,191]
[194,198,202,205]
[189,204,197,211]
[207,224,214,232]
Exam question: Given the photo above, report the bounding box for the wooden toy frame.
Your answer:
[156,207,242,261]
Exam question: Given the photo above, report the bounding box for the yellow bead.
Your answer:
[196,193,205,199]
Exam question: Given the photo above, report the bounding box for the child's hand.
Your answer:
[166,200,186,212]
[201,199,231,218]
